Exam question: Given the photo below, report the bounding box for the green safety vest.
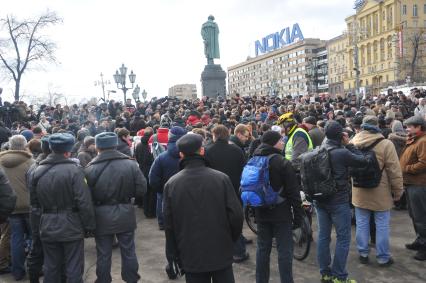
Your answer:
[285,128,313,161]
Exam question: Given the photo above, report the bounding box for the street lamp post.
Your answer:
[94,73,110,102]
[141,89,147,102]
[132,84,141,103]
[113,63,136,102]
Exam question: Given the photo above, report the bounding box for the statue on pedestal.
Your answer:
[201,15,220,65]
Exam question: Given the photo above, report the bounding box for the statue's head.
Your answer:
[208,15,215,21]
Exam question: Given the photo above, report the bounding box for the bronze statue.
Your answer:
[201,15,220,65]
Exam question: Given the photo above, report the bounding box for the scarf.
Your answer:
[407,131,425,145]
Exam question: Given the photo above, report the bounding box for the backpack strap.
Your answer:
[87,160,112,188]
[32,164,57,188]
[365,138,385,151]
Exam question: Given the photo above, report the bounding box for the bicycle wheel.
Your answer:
[293,214,312,261]
[244,206,258,235]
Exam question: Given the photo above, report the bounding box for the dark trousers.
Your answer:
[42,239,84,283]
[185,266,235,283]
[143,185,157,218]
[406,186,426,246]
[95,231,140,283]
[28,212,43,282]
[233,234,247,257]
[256,221,293,283]
[9,214,31,279]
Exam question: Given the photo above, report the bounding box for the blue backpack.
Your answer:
[240,154,283,207]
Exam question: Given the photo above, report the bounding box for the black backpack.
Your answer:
[300,147,337,200]
[351,138,384,189]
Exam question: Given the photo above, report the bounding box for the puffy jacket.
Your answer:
[29,153,95,242]
[163,155,243,273]
[149,141,180,193]
[351,131,403,211]
[0,150,34,214]
[85,150,146,235]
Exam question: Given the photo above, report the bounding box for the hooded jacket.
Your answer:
[0,150,34,214]
[351,131,403,211]
[149,139,180,193]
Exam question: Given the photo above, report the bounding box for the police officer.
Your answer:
[30,133,95,283]
[85,132,146,283]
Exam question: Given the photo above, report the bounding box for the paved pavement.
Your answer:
[0,209,424,283]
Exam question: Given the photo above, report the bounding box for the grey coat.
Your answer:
[85,150,146,236]
[30,153,96,242]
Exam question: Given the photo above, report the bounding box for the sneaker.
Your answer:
[359,255,369,264]
[233,252,249,263]
[405,239,423,251]
[320,275,333,283]
[378,257,394,267]
[332,279,357,283]
[414,250,426,261]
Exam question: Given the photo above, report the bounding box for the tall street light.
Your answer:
[94,73,110,102]
[132,84,140,103]
[141,89,147,102]
[113,63,136,102]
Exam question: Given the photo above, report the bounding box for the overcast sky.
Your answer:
[0,0,355,104]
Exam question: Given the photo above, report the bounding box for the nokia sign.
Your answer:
[255,23,304,57]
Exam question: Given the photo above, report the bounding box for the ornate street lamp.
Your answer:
[132,84,140,103]
[142,89,147,101]
[113,63,136,102]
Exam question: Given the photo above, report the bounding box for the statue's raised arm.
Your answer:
[201,15,220,65]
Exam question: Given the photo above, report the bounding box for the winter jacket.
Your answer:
[388,133,407,158]
[163,155,243,273]
[308,127,325,148]
[205,139,246,196]
[77,147,97,167]
[0,126,11,146]
[85,150,146,236]
[0,167,16,220]
[149,141,180,193]
[351,131,403,211]
[0,150,34,214]
[135,135,154,177]
[129,118,146,135]
[400,133,426,186]
[229,135,248,159]
[29,153,95,242]
[319,138,369,205]
[117,138,131,157]
[252,143,304,225]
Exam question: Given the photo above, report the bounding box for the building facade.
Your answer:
[227,38,326,97]
[168,84,197,100]
[327,34,348,97]
[344,0,426,95]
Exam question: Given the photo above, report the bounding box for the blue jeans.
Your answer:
[256,221,293,283]
[314,202,351,281]
[157,193,164,227]
[9,214,31,279]
[355,207,390,263]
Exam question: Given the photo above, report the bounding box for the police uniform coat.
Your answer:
[85,149,146,236]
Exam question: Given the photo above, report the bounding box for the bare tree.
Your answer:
[403,29,426,82]
[0,11,62,101]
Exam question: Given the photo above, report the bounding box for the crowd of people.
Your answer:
[0,87,425,283]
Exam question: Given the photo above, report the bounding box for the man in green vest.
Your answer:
[277,112,313,169]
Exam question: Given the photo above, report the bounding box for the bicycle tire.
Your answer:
[293,214,312,261]
[244,206,258,235]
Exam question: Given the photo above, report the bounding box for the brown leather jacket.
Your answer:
[400,133,426,186]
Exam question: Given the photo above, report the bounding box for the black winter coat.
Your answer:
[135,135,154,177]
[0,167,16,221]
[30,154,96,242]
[205,139,245,195]
[163,156,243,273]
[253,144,304,225]
[85,150,146,235]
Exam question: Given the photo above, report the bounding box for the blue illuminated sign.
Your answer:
[255,23,304,57]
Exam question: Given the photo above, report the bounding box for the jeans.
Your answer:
[406,186,426,246]
[233,235,247,258]
[9,214,31,279]
[256,221,293,283]
[185,265,235,283]
[355,207,391,263]
[157,193,164,227]
[95,231,140,283]
[314,202,351,281]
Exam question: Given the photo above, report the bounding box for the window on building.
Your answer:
[414,4,418,17]
[402,5,407,15]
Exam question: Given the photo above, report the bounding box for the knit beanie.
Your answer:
[21,130,34,142]
[261,131,282,146]
[168,126,187,143]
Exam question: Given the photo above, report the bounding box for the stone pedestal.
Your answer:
[201,64,227,99]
